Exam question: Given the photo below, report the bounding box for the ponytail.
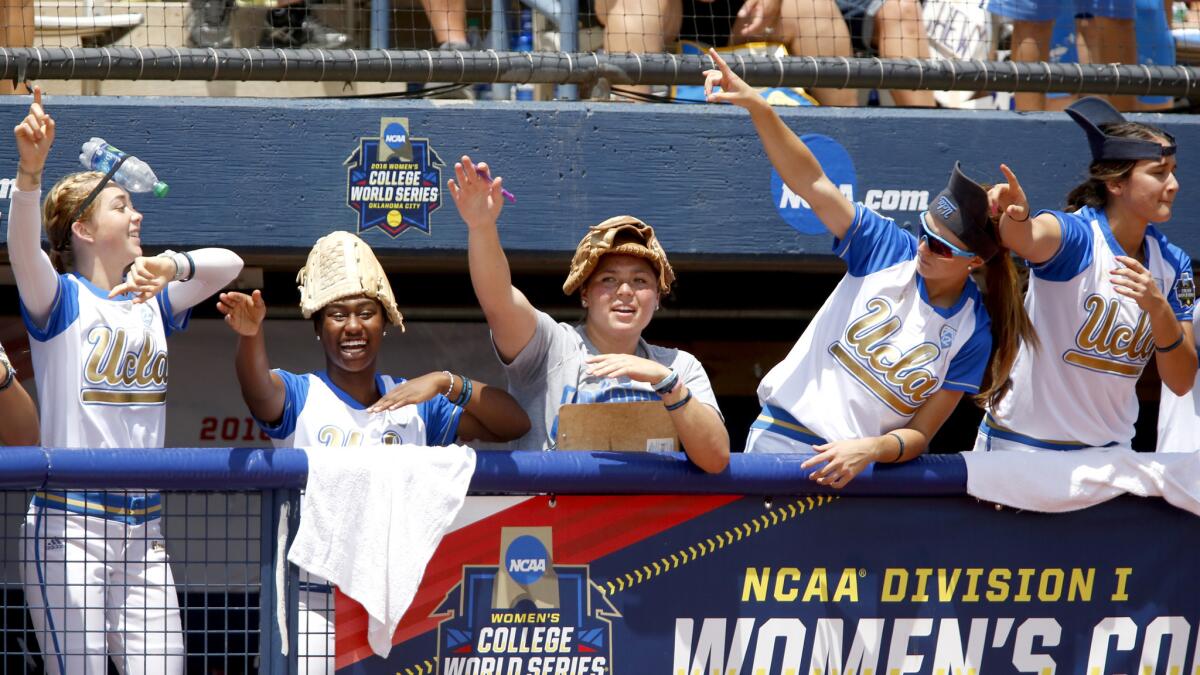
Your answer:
[974,233,1038,410]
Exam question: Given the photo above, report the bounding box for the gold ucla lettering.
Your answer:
[84,327,168,388]
[1066,295,1154,377]
[316,426,365,447]
[831,298,942,415]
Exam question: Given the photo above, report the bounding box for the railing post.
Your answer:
[259,488,302,674]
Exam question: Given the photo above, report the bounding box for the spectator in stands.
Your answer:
[0,339,38,445]
[451,155,730,472]
[1157,311,1199,452]
[594,0,934,105]
[9,86,244,674]
[980,96,1195,451]
[0,0,33,95]
[836,0,936,106]
[704,50,1034,486]
[217,230,528,674]
[188,0,350,48]
[989,0,1138,111]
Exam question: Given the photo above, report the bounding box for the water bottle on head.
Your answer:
[79,138,169,197]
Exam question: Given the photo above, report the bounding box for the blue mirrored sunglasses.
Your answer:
[919,211,975,259]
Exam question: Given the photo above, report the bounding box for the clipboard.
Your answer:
[555,401,679,452]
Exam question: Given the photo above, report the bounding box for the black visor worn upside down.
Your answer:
[1066,96,1176,163]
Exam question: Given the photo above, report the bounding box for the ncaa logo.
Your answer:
[939,324,957,349]
[772,133,857,236]
[383,122,407,150]
[504,535,549,586]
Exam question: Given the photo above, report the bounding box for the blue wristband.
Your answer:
[664,390,692,412]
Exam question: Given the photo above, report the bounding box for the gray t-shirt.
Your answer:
[499,310,722,450]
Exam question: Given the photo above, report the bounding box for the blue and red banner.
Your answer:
[337,494,1200,673]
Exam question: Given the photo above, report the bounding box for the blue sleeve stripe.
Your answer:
[255,370,307,440]
[941,379,982,394]
[158,288,192,337]
[20,275,77,342]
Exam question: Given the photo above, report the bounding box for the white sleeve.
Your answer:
[5,187,61,329]
[164,247,244,312]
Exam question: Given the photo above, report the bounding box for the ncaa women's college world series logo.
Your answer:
[345,117,445,238]
[433,527,617,675]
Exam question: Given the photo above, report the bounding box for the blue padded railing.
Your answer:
[0,448,969,495]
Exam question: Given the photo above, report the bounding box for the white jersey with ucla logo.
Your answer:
[983,206,1194,450]
[20,273,189,449]
[751,204,992,448]
[258,369,464,448]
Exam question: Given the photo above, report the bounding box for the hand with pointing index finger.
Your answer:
[701,48,761,110]
[13,85,55,178]
[989,163,1030,225]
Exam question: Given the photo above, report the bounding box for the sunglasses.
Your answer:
[919,212,975,259]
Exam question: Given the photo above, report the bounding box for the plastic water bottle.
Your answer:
[467,17,491,100]
[512,8,535,101]
[79,138,169,197]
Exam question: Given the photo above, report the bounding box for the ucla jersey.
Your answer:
[986,206,1194,449]
[259,370,463,448]
[20,273,188,449]
[755,204,991,444]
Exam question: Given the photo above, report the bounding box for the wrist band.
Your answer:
[1156,333,1185,353]
[441,371,455,397]
[652,369,679,395]
[0,348,15,392]
[180,251,196,282]
[886,432,905,462]
[16,165,41,186]
[453,375,473,407]
[664,390,692,412]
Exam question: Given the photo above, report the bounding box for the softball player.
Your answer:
[703,50,1036,487]
[9,87,244,674]
[0,338,39,446]
[981,97,1196,452]
[218,231,528,674]
[449,158,731,474]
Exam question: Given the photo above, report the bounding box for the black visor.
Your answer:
[1066,97,1176,162]
[928,162,998,262]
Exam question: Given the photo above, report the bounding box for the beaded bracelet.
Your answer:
[442,371,455,397]
[453,376,473,407]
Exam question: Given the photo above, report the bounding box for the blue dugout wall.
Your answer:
[0,98,1197,263]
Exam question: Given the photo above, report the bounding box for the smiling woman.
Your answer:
[978,97,1197,452]
[449,156,731,474]
[701,49,1034,489]
[216,229,529,674]
[7,87,244,675]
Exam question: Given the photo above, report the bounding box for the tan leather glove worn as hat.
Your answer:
[562,215,675,295]
[297,231,405,329]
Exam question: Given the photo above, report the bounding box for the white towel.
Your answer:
[964,447,1200,516]
[288,444,477,657]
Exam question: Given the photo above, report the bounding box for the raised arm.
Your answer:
[449,155,539,363]
[9,86,62,327]
[217,290,287,424]
[990,163,1063,264]
[703,49,855,238]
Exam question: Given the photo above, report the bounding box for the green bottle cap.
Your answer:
[153,182,169,198]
